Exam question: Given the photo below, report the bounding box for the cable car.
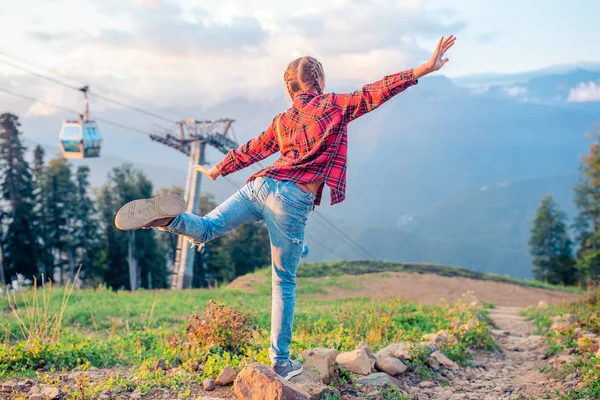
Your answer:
[59,86,103,159]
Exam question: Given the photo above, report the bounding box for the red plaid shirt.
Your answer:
[216,69,418,205]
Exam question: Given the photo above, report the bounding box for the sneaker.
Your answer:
[115,194,186,231]
[272,359,303,381]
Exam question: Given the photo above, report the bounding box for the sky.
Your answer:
[0,0,598,114]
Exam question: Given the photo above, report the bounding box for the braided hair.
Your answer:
[284,56,325,99]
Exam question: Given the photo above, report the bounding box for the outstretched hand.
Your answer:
[194,164,220,181]
[414,35,456,79]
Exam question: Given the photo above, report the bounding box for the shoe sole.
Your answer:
[282,364,303,381]
[115,194,187,231]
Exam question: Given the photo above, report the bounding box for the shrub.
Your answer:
[185,300,258,354]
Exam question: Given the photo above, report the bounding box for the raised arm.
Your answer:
[195,117,280,180]
[332,35,456,122]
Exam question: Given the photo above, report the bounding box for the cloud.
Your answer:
[8,0,465,114]
[502,85,527,97]
[567,81,600,102]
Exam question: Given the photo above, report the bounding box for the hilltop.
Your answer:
[229,261,580,307]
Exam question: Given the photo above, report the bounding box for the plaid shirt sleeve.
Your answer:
[331,69,418,122]
[216,118,280,176]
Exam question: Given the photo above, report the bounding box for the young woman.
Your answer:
[115,35,456,380]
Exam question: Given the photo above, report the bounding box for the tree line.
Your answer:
[0,113,270,289]
[530,126,600,286]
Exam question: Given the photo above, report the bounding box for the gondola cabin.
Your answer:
[58,85,103,159]
[59,120,102,159]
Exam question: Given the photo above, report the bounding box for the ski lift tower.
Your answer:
[150,118,237,289]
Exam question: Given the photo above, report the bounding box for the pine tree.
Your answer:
[32,145,52,279]
[42,157,76,284]
[97,163,167,290]
[72,166,100,284]
[0,113,38,283]
[529,195,576,285]
[574,130,600,283]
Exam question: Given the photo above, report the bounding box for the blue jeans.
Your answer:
[166,177,315,364]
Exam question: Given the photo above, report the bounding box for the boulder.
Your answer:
[419,381,435,389]
[375,343,411,361]
[203,378,216,391]
[355,373,402,389]
[355,342,372,357]
[423,330,450,344]
[40,386,63,400]
[374,357,407,376]
[299,347,339,383]
[430,351,459,370]
[418,341,439,355]
[216,364,237,386]
[234,363,311,400]
[336,349,371,375]
[290,372,340,399]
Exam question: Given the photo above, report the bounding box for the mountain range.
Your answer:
[14,65,600,278]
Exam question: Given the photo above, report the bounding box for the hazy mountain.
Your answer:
[13,66,600,278]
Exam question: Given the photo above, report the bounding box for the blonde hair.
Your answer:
[284,56,325,98]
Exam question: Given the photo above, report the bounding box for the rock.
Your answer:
[216,364,237,386]
[290,373,339,400]
[465,368,475,380]
[430,351,459,370]
[365,390,382,400]
[155,358,167,370]
[565,372,578,381]
[426,357,440,371]
[504,386,514,393]
[369,354,377,371]
[1,380,16,392]
[356,342,372,356]
[234,363,311,400]
[375,342,411,361]
[577,334,600,353]
[423,330,450,344]
[130,389,142,400]
[374,357,408,376]
[355,373,401,389]
[28,386,41,394]
[299,347,339,383]
[203,378,216,391]
[419,381,435,389]
[29,394,44,400]
[336,349,371,375]
[40,386,62,399]
[418,341,439,355]
[98,394,110,400]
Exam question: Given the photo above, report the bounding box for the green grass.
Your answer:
[0,281,495,399]
[292,260,583,293]
[523,289,600,399]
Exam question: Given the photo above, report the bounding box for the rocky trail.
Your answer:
[417,306,560,400]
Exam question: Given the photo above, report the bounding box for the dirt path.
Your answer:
[421,306,561,400]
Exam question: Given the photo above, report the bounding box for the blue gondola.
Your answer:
[59,86,103,159]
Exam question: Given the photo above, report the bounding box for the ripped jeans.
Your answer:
[166,176,315,365]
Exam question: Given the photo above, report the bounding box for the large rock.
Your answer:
[423,330,450,344]
[336,349,371,375]
[355,373,402,389]
[234,363,311,400]
[356,342,372,357]
[375,343,411,361]
[299,347,339,383]
[40,386,63,400]
[290,372,340,399]
[374,357,407,376]
[216,364,237,386]
[430,351,459,370]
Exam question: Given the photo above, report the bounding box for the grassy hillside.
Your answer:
[292,260,582,293]
[0,280,493,399]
